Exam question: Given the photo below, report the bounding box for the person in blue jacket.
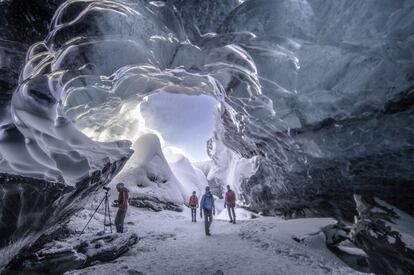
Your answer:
[200,186,215,236]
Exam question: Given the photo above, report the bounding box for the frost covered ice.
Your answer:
[1,0,412,220]
[0,0,413,273]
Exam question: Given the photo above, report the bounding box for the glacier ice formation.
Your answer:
[0,0,413,272]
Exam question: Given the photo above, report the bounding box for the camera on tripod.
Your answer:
[80,186,113,235]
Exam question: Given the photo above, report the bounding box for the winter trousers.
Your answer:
[203,209,213,235]
[227,206,236,223]
[115,209,126,233]
[191,207,197,222]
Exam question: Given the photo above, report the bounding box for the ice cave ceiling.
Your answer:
[0,0,413,268]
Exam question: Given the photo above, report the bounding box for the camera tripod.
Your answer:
[80,187,113,235]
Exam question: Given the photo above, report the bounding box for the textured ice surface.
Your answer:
[1,0,273,187]
[0,157,128,269]
[0,0,413,214]
[211,0,414,217]
[1,0,414,270]
[351,196,414,274]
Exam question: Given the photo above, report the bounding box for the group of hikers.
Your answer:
[112,183,237,236]
[188,185,237,236]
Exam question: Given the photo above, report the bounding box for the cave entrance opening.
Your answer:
[139,91,219,163]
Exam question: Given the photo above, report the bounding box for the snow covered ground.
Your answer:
[61,132,367,275]
[67,205,366,275]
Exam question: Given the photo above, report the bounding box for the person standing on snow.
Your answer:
[113,182,129,233]
[224,185,237,224]
[189,191,199,222]
[200,186,215,236]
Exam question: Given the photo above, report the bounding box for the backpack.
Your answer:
[203,194,214,210]
[189,195,198,206]
[226,190,236,205]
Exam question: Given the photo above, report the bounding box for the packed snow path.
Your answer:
[68,207,364,275]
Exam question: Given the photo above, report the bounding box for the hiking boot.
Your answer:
[229,220,233,223]
[233,221,236,224]
[206,233,211,236]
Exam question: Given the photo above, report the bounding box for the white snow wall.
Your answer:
[111,133,208,205]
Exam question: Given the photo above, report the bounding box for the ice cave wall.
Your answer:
[0,0,134,267]
[205,0,414,218]
[0,0,263,267]
[0,0,414,269]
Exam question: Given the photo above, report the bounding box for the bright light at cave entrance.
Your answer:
[140,91,218,162]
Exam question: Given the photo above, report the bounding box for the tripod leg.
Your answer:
[104,195,108,233]
[107,197,113,233]
[80,196,106,235]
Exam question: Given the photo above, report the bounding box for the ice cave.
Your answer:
[0,0,413,274]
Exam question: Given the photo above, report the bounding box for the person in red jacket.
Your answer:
[113,182,129,233]
[188,191,199,222]
[224,185,236,224]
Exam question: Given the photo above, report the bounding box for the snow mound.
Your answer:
[111,134,207,205]
[166,147,209,198]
